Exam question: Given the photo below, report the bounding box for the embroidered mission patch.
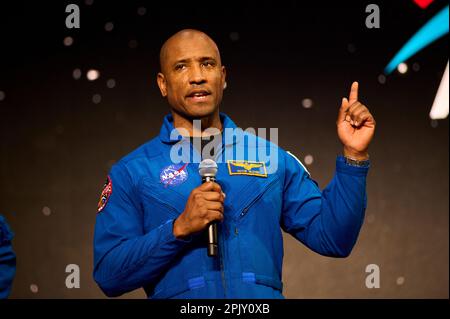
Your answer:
[160,163,189,187]
[97,176,112,213]
[227,160,267,177]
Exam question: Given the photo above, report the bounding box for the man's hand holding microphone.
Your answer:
[173,159,224,256]
[173,181,225,239]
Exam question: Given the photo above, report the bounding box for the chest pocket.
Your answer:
[139,176,190,231]
[217,170,280,222]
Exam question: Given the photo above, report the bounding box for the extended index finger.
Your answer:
[348,81,359,105]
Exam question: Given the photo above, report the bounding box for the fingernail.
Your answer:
[222,192,226,198]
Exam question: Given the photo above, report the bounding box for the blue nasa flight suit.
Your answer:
[93,113,369,299]
[0,215,16,299]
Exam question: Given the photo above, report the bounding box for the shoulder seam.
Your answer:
[286,150,311,176]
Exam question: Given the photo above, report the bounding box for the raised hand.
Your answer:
[337,82,376,160]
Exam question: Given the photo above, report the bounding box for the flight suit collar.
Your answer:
[159,112,240,146]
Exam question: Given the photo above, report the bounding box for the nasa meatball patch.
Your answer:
[97,176,112,213]
[160,163,188,187]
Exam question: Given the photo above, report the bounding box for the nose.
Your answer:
[189,64,207,85]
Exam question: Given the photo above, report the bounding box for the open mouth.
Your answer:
[186,90,211,102]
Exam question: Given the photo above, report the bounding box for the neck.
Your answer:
[172,109,222,137]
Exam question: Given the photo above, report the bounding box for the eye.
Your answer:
[175,64,186,71]
[202,61,215,67]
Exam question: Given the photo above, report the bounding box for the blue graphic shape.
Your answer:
[385,6,449,74]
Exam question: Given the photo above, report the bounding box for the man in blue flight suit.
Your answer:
[0,215,16,299]
[93,29,376,298]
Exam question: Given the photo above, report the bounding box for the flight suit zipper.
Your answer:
[234,178,279,253]
[239,178,279,219]
[145,189,180,217]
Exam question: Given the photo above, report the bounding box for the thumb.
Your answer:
[199,181,221,192]
[337,97,349,123]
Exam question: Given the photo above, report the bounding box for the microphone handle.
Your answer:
[203,176,219,257]
[207,223,218,257]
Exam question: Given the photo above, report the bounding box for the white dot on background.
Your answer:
[0,91,5,101]
[30,284,39,293]
[63,36,74,47]
[106,79,116,89]
[230,32,240,42]
[302,98,313,109]
[87,69,100,81]
[137,7,147,16]
[42,206,51,216]
[377,74,386,84]
[104,22,114,32]
[92,94,102,104]
[72,68,82,80]
[397,62,408,74]
[396,276,405,286]
[304,154,314,165]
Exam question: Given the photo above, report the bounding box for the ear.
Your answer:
[157,72,167,97]
[221,66,227,90]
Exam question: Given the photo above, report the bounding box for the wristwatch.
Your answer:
[344,156,370,167]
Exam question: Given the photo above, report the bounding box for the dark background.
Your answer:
[0,0,448,298]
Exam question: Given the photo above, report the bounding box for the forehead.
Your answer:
[163,33,220,63]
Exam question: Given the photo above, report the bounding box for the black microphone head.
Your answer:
[198,159,218,178]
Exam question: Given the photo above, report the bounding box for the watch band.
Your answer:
[344,156,370,167]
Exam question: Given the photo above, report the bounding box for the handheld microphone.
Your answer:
[198,159,219,257]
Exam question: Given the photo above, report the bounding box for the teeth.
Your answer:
[190,92,208,97]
